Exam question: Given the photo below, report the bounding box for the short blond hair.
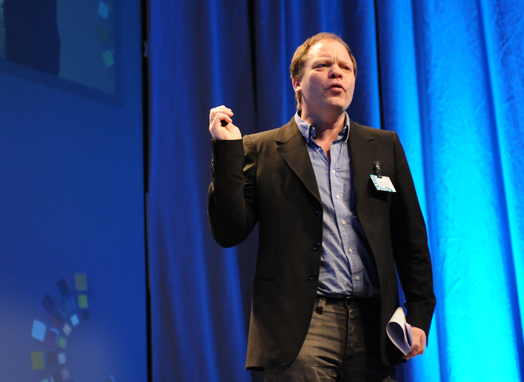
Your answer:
[290,33,357,109]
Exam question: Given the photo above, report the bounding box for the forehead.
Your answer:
[307,39,351,60]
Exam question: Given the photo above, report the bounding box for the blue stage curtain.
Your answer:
[147,0,524,381]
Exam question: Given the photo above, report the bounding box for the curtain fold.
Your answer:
[148,0,524,380]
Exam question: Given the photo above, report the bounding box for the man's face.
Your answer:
[293,39,355,118]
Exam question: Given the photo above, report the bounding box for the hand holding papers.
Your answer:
[386,307,413,356]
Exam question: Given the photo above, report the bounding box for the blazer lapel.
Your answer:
[276,119,321,204]
[349,120,378,203]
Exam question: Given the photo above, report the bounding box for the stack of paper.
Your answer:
[386,307,413,356]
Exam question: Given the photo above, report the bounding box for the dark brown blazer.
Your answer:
[208,118,435,369]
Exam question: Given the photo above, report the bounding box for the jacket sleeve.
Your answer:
[207,137,258,248]
[390,131,436,336]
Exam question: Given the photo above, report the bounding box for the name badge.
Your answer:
[370,175,396,192]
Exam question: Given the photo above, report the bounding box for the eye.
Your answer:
[315,62,330,69]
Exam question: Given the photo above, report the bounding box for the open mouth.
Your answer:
[329,84,344,91]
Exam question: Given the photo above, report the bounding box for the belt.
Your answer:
[316,294,380,314]
[317,295,355,303]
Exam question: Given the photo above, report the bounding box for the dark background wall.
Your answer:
[0,1,148,381]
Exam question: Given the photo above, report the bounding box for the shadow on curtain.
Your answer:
[147,0,524,380]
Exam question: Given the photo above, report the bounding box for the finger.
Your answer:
[403,345,424,360]
[403,350,416,360]
[209,106,233,121]
[210,121,241,140]
[209,115,235,139]
[209,111,233,126]
[210,112,233,127]
[214,105,232,113]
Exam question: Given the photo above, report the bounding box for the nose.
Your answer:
[329,64,343,78]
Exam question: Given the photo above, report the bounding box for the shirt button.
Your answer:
[342,220,347,225]
[309,273,318,281]
[349,249,353,253]
[356,276,360,281]
[315,211,322,220]
[312,243,321,251]
[336,195,340,199]
[332,169,336,174]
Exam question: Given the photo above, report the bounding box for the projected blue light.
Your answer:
[148,0,524,381]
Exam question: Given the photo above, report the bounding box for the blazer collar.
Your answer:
[274,118,379,205]
[349,120,378,203]
[275,119,321,203]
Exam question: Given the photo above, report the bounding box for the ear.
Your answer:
[292,76,302,94]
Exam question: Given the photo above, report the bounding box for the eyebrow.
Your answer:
[310,57,352,66]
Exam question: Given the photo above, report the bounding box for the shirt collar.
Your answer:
[294,111,350,145]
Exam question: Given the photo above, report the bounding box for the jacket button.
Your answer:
[314,211,322,220]
[309,273,318,281]
[312,243,321,251]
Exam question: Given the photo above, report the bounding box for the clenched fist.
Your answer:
[209,105,242,140]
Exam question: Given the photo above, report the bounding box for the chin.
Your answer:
[327,97,351,110]
[326,102,348,113]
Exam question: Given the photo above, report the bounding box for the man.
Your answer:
[208,32,435,381]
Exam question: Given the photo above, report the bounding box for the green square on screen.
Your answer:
[31,351,45,370]
[103,50,114,67]
[78,294,88,309]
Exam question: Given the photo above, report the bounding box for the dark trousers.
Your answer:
[264,296,397,382]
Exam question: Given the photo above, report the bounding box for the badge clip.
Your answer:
[373,161,382,178]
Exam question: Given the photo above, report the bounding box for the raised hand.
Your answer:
[209,105,242,140]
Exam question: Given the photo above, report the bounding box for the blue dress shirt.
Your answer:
[295,112,380,299]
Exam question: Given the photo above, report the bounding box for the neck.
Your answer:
[301,109,346,139]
